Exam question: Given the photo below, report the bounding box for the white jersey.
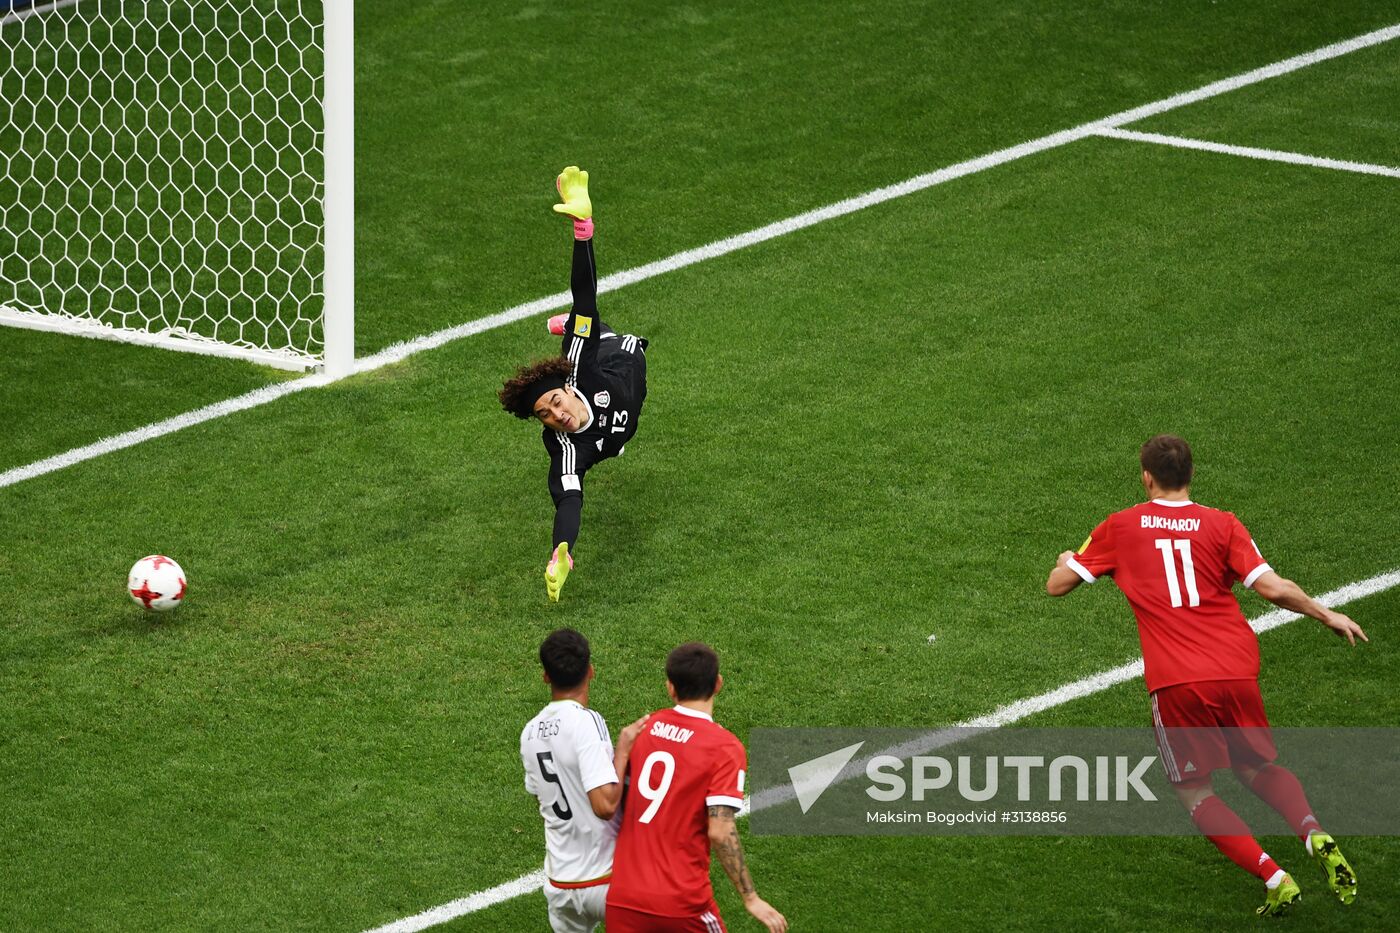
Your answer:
[521,699,618,884]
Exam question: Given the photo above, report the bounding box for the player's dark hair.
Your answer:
[500,356,572,419]
[666,642,720,701]
[1140,434,1193,490]
[539,628,590,689]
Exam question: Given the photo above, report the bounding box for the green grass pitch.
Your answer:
[2,2,1398,931]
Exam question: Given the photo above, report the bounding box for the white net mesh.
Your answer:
[0,0,325,365]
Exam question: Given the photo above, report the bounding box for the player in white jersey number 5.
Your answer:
[521,628,648,932]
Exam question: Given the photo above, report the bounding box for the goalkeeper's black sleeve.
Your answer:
[546,427,589,551]
[570,236,597,315]
[552,493,582,551]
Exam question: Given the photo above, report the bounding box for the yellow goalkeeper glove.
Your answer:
[552,166,592,220]
[545,542,573,602]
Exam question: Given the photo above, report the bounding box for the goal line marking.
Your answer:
[1094,127,1400,178]
[2,19,1397,496]
[362,566,1400,933]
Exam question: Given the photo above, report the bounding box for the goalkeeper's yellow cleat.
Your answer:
[1256,874,1301,917]
[1308,831,1357,905]
[545,542,573,602]
[553,166,592,220]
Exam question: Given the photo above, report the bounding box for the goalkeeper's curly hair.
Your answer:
[499,356,573,419]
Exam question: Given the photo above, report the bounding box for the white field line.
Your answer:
[4,22,1399,493]
[364,566,1399,933]
[0,376,336,489]
[362,870,547,933]
[1095,127,1400,178]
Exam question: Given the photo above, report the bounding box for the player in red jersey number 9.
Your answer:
[606,643,788,933]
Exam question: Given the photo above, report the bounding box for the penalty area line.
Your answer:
[1094,127,1400,179]
[3,21,1398,493]
[361,565,1399,933]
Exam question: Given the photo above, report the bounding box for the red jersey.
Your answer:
[1067,498,1272,693]
[607,706,747,918]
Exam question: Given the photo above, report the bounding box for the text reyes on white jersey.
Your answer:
[531,717,563,741]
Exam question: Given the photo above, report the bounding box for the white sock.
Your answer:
[1265,868,1286,890]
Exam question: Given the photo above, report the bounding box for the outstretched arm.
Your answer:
[545,435,587,601]
[707,806,788,933]
[1251,571,1368,645]
[1048,520,1112,596]
[570,237,597,316]
[545,486,581,602]
[1046,550,1085,596]
[553,494,582,551]
[555,166,601,349]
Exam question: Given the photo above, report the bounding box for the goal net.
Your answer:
[0,0,352,373]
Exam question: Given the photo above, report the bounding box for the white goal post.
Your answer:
[0,0,353,375]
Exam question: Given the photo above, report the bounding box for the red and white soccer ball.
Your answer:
[128,555,187,612]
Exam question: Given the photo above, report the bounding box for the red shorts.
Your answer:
[1150,679,1276,785]
[604,901,726,933]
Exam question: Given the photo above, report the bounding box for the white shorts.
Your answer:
[543,880,608,933]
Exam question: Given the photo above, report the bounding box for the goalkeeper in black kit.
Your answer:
[499,167,648,602]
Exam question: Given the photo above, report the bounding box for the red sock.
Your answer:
[1190,795,1281,881]
[1249,764,1322,841]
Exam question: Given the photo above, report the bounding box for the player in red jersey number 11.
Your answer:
[1047,435,1367,918]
